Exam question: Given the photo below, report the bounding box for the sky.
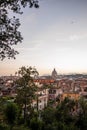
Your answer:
[0,0,87,76]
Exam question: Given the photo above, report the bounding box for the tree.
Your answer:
[0,0,39,60]
[4,103,19,130]
[30,117,44,130]
[75,98,87,130]
[15,66,38,123]
[41,107,56,125]
[55,97,77,126]
[0,97,6,123]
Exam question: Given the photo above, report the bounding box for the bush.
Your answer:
[0,123,9,130]
[30,118,43,130]
[13,125,30,130]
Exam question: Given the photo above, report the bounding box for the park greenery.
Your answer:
[0,66,87,130]
[0,95,87,130]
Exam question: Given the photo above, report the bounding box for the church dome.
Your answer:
[51,68,57,79]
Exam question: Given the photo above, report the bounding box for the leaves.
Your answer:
[0,8,22,60]
[4,103,19,125]
[0,0,39,60]
[15,66,38,122]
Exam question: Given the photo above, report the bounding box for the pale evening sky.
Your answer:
[0,0,87,76]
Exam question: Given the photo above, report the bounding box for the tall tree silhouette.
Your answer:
[15,66,38,123]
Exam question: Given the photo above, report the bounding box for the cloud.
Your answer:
[69,35,80,41]
[69,34,87,41]
[56,33,87,42]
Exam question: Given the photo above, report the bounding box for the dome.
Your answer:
[51,68,58,79]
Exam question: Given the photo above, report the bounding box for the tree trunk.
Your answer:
[24,100,27,123]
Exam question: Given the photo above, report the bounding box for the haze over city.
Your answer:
[0,0,87,76]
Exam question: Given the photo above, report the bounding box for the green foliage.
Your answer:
[0,0,39,60]
[12,125,30,130]
[41,107,56,124]
[75,98,87,130]
[15,66,38,122]
[0,6,22,60]
[0,97,8,123]
[0,123,9,130]
[4,103,19,125]
[41,98,83,130]
[30,118,43,130]
[0,0,39,13]
[1,84,87,130]
[56,97,76,124]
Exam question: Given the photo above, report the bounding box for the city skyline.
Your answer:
[0,0,87,76]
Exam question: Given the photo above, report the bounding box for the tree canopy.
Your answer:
[0,0,39,60]
[4,103,19,130]
[15,66,38,122]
